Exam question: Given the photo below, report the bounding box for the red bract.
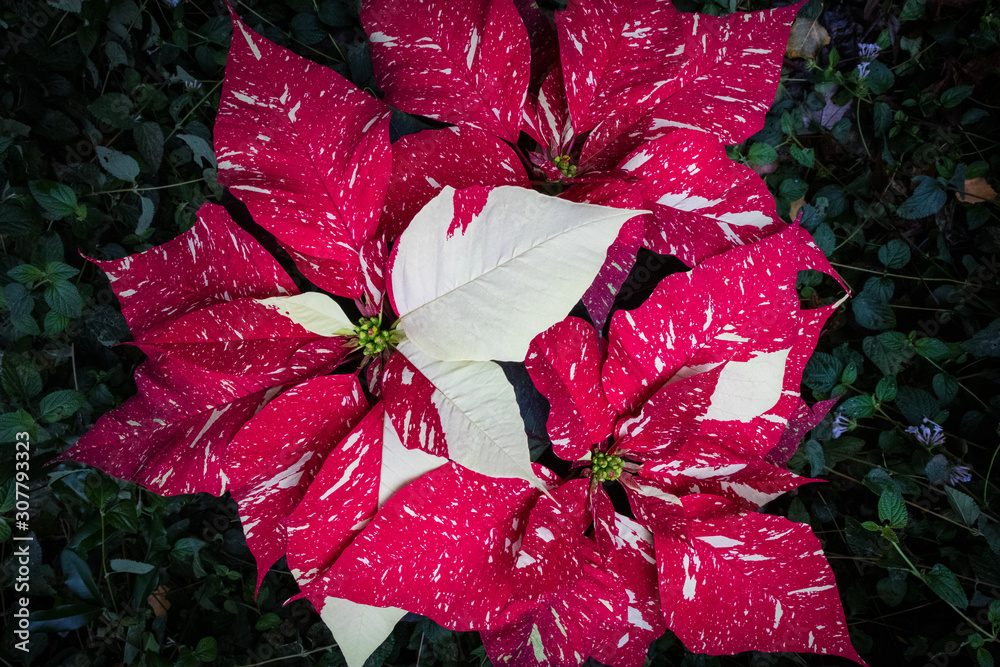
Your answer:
[61,0,870,664]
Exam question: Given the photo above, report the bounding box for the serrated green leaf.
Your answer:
[177,134,217,169]
[96,146,141,182]
[895,386,941,426]
[840,394,876,418]
[914,336,950,361]
[44,281,83,318]
[878,239,911,268]
[790,145,815,168]
[1,354,43,399]
[45,261,78,282]
[747,142,777,165]
[897,177,946,219]
[965,319,1000,357]
[875,376,897,402]
[899,0,926,20]
[924,563,967,609]
[29,180,78,218]
[0,410,37,442]
[876,568,908,606]
[878,488,908,528]
[44,310,70,336]
[88,93,137,130]
[193,637,218,662]
[861,521,881,532]
[134,122,164,171]
[40,389,86,422]
[255,612,282,631]
[7,264,45,284]
[941,86,974,109]
[863,333,913,376]
[945,487,980,525]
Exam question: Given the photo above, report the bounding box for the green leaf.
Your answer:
[924,563,968,609]
[135,122,165,171]
[177,134,217,169]
[0,203,38,237]
[965,319,1000,357]
[7,264,45,284]
[61,550,100,602]
[44,280,83,318]
[874,101,893,135]
[932,373,959,404]
[878,239,911,268]
[29,604,103,632]
[945,487,980,525]
[747,142,777,165]
[853,278,896,330]
[29,180,78,218]
[941,86,974,109]
[96,146,141,182]
[790,145,815,168]
[1,354,43,399]
[804,438,825,477]
[803,352,843,392]
[863,333,913,376]
[0,518,10,543]
[255,612,282,631]
[193,637,218,663]
[839,394,876,419]
[897,176,946,219]
[110,558,155,575]
[876,568,908,606]
[861,520,881,532]
[0,410,37,443]
[914,336,949,361]
[895,387,941,426]
[45,262,78,282]
[977,647,994,667]
[88,93,137,129]
[40,390,86,422]
[136,196,155,235]
[875,376,897,402]
[878,488,908,528]
[899,0,926,20]
[989,599,1000,625]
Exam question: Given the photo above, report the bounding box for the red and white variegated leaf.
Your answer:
[133,294,349,379]
[379,127,528,242]
[216,14,391,298]
[317,598,406,667]
[561,181,646,330]
[525,317,616,461]
[590,488,665,667]
[522,65,574,154]
[615,130,786,267]
[311,462,542,631]
[584,4,801,166]
[767,396,840,468]
[59,352,277,496]
[381,351,447,458]
[621,475,685,538]
[656,494,867,664]
[226,376,367,589]
[556,0,686,138]
[357,237,387,317]
[362,0,530,143]
[482,481,624,666]
[638,437,811,509]
[603,225,837,416]
[89,203,297,339]
[390,185,640,363]
[287,405,446,589]
[396,339,540,485]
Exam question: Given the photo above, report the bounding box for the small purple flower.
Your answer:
[856,62,871,80]
[947,465,973,486]
[831,412,851,438]
[906,418,946,447]
[858,43,880,61]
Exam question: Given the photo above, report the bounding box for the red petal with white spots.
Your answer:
[309,462,540,630]
[134,296,348,380]
[379,127,528,242]
[59,353,276,496]
[767,397,840,468]
[603,226,836,416]
[226,376,368,589]
[656,494,866,664]
[525,317,616,461]
[513,0,559,90]
[90,203,296,339]
[527,65,574,155]
[556,0,686,137]
[362,0,530,143]
[216,14,391,297]
[638,437,811,509]
[286,406,383,589]
[482,481,623,666]
[616,130,786,266]
[591,488,665,667]
[585,4,801,164]
[357,237,387,317]
[381,351,448,458]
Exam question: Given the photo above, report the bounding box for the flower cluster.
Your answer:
[63,0,868,665]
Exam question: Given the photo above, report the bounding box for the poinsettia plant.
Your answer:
[62,0,870,664]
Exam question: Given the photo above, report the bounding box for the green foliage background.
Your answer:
[1,0,999,665]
